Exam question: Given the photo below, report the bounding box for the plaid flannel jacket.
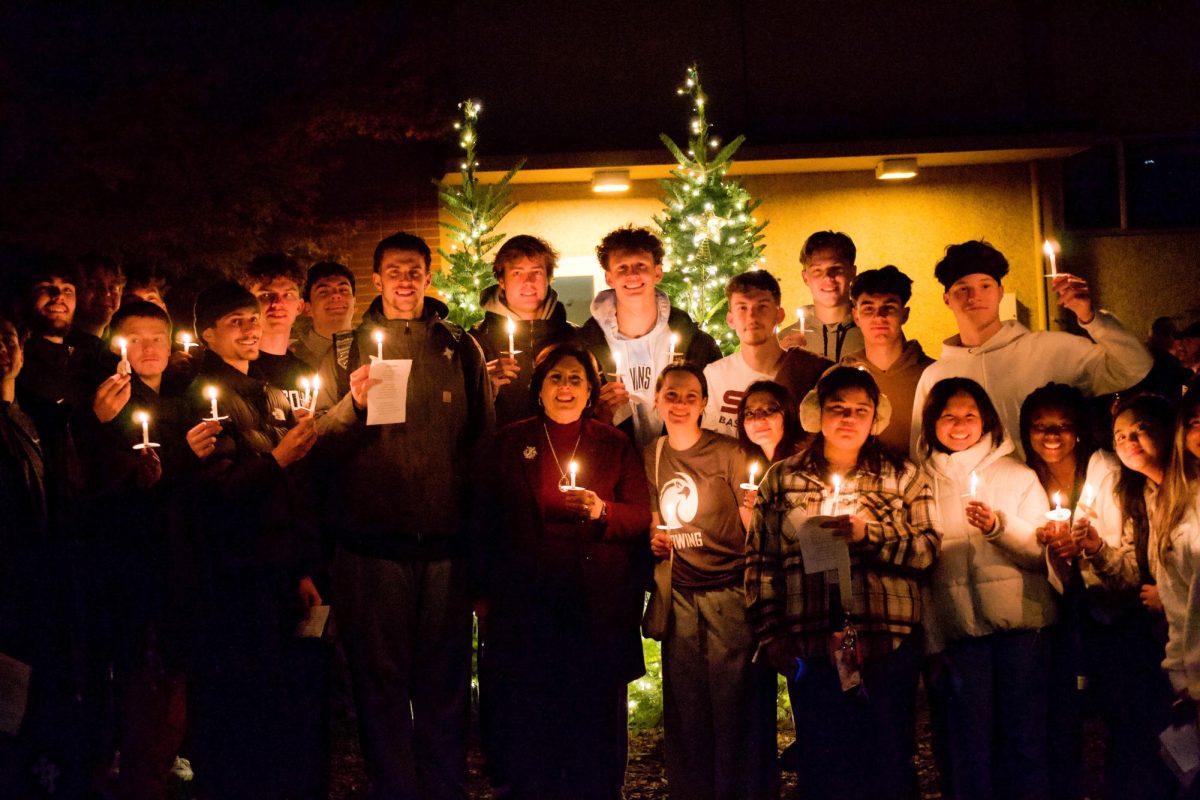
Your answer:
[745,450,941,662]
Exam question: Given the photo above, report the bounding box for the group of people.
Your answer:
[1,224,1198,800]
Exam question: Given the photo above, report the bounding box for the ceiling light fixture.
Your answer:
[875,158,918,181]
[591,170,632,193]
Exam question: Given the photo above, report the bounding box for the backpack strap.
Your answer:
[331,330,359,400]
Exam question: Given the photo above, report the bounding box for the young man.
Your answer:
[183,281,323,799]
[840,266,934,456]
[580,225,721,447]
[911,240,1153,458]
[1173,318,1200,376]
[290,261,356,371]
[777,230,865,361]
[242,252,311,401]
[314,231,493,800]
[470,234,577,427]
[74,300,192,799]
[73,253,125,340]
[123,275,170,313]
[702,270,831,437]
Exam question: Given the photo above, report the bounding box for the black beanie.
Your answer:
[194,280,258,335]
[933,240,1009,290]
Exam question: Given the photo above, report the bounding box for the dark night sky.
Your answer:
[1,1,1197,272]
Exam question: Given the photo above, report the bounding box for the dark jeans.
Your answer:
[117,664,186,800]
[788,632,923,799]
[333,547,472,800]
[927,629,1051,800]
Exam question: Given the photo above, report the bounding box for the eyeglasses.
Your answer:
[743,405,782,421]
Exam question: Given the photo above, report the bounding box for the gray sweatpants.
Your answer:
[663,584,780,800]
[333,547,472,800]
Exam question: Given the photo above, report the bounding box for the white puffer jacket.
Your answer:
[922,436,1056,653]
[1155,497,1200,697]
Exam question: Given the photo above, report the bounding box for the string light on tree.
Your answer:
[431,98,525,329]
[654,65,768,355]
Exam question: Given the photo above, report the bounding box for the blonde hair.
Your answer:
[1153,392,1200,563]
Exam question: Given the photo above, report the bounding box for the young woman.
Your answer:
[736,378,803,465]
[1019,382,1115,799]
[746,366,939,798]
[918,377,1054,800]
[1154,389,1200,716]
[1074,393,1178,797]
[646,364,777,800]
[477,343,651,800]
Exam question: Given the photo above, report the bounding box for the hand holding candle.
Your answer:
[1043,239,1058,280]
[299,377,312,410]
[116,337,130,376]
[204,385,227,421]
[132,410,160,450]
[741,461,761,491]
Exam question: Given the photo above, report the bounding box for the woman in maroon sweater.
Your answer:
[478,343,651,800]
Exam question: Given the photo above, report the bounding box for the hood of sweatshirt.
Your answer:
[478,283,564,322]
[589,288,672,341]
[843,339,931,375]
[940,320,1030,358]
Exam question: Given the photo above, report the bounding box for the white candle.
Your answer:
[668,332,679,362]
[831,474,842,510]
[569,460,578,489]
[310,374,321,413]
[137,411,150,447]
[798,307,806,333]
[299,377,311,409]
[116,337,129,374]
[1046,490,1071,523]
[373,329,384,361]
[741,461,760,491]
[613,351,623,383]
[969,471,979,498]
[506,317,516,355]
[180,331,197,353]
[1043,239,1058,279]
[1073,483,1097,523]
[749,462,759,486]
[205,385,219,420]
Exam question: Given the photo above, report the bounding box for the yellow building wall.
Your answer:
[457,162,1045,357]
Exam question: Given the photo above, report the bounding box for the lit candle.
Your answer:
[205,385,220,420]
[613,351,624,383]
[969,471,979,498]
[506,317,516,355]
[1043,239,1058,280]
[373,329,384,361]
[569,460,578,489]
[832,473,842,506]
[741,461,761,490]
[798,307,806,332]
[1045,490,1071,523]
[137,411,150,447]
[299,377,311,409]
[116,337,129,374]
[1073,483,1097,523]
[310,374,321,413]
[179,331,197,353]
[668,333,679,362]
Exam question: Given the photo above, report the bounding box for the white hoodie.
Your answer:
[590,288,677,448]
[911,313,1153,459]
[1156,496,1200,698]
[922,435,1056,653]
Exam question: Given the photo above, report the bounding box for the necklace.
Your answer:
[543,422,582,491]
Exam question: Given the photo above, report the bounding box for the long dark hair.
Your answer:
[736,380,801,464]
[1111,393,1175,583]
[919,377,1004,459]
[1020,382,1097,498]
[799,366,905,478]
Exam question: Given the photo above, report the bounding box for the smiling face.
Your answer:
[307,275,355,333]
[821,386,875,452]
[202,305,262,367]
[1028,406,1078,468]
[603,248,663,304]
[373,249,431,320]
[935,391,985,453]
[803,249,855,312]
[1186,410,1200,462]
[852,292,909,347]
[539,355,589,424]
[77,268,125,330]
[249,276,304,336]
[0,319,23,381]
[1113,410,1163,477]
[727,288,785,347]
[497,256,549,319]
[944,273,1003,333]
[112,316,171,381]
[742,390,785,453]
[29,277,76,337]
[655,370,706,432]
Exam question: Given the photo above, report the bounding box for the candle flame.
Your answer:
[969,471,979,496]
[506,318,516,335]
[204,385,218,400]
[1080,483,1096,506]
[135,411,148,424]
[373,330,384,344]
[569,460,578,474]
[670,332,679,346]
[832,474,842,493]
[299,377,311,391]
[180,332,192,344]
[1042,239,1056,257]
[116,337,127,349]
[311,375,321,394]
[1052,491,1062,510]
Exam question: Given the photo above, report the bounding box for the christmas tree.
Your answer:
[432,99,525,329]
[654,66,767,354]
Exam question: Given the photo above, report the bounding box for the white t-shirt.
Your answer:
[702,353,774,438]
